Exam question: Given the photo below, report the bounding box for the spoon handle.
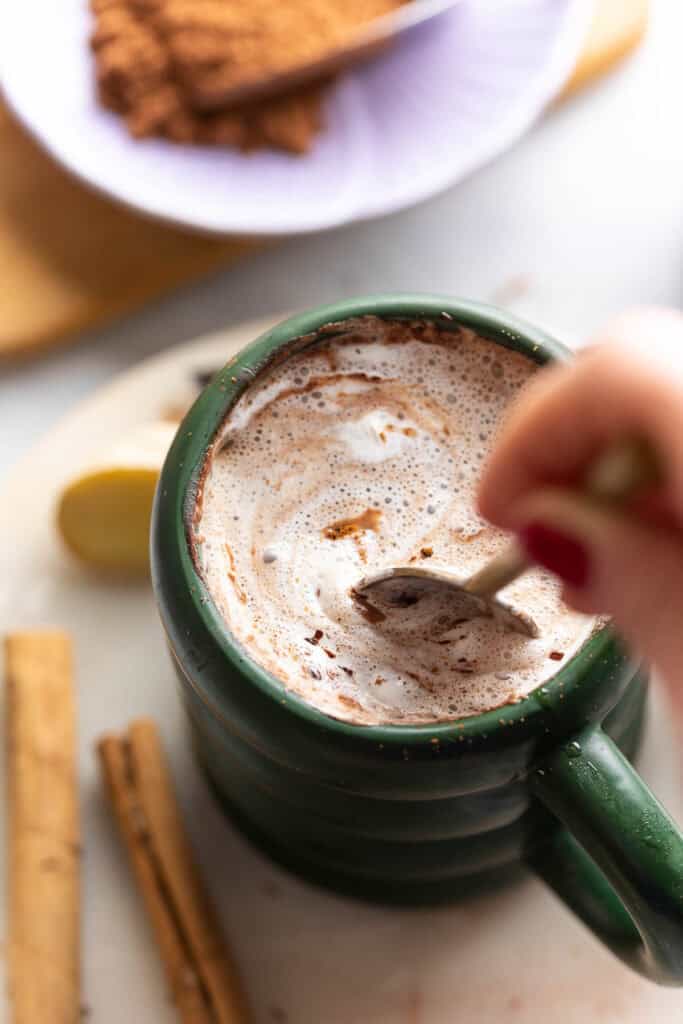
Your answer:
[464,438,661,600]
[463,540,530,599]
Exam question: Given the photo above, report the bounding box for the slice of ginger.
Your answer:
[57,421,178,574]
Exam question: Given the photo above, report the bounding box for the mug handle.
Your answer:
[528,725,683,984]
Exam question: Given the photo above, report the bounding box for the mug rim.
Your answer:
[152,293,616,746]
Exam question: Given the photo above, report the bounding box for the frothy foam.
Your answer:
[193,317,594,725]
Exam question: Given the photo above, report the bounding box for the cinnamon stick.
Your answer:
[97,719,250,1023]
[5,630,80,1024]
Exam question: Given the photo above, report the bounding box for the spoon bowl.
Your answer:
[355,559,540,638]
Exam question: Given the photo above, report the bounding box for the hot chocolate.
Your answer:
[192,316,594,725]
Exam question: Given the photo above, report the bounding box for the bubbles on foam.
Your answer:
[195,318,594,725]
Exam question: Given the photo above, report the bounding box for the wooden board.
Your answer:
[0,103,257,360]
[562,0,648,98]
[0,0,648,361]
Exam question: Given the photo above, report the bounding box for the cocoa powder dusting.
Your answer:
[90,0,405,153]
[338,694,363,711]
[323,507,382,540]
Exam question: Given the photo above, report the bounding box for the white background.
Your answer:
[2,0,682,482]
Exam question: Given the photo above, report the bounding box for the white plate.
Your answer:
[1,318,682,1022]
[0,0,593,236]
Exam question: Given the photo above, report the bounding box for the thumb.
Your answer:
[512,490,683,693]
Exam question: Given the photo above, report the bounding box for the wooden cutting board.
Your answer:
[0,0,648,361]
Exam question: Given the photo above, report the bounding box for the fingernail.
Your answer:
[518,522,591,588]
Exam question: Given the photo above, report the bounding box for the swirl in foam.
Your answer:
[193,317,594,725]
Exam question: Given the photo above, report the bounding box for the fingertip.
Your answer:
[476,459,510,528]
[558,582,600,618]
[475,470,494,522]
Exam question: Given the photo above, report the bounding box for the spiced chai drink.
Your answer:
[191,316,594,724]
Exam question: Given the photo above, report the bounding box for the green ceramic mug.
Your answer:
[151,295,683,985]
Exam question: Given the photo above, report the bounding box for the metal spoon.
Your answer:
[354,440,660,639]
[195,0,463,110]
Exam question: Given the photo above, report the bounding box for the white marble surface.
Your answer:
[2,0,682,484]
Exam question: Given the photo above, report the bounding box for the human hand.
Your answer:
[478,309,683,697]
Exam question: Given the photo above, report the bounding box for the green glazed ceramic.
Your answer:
[151,295,683,985]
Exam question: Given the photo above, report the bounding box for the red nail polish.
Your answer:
[518,522,591,588]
